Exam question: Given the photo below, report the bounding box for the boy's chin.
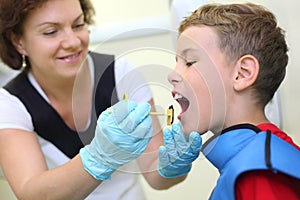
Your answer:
[181,123,196,135]
[181,122,206,136]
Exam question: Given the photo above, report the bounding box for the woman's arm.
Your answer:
[0,99,153,199]
[0,129,100,200]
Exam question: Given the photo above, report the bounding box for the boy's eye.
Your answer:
[186,61,197,67]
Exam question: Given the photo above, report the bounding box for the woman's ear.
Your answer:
[10,33,27,55]
[233,55,259,91]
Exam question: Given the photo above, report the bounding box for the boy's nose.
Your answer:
[167,68,182,86]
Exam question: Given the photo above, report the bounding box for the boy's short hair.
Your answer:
[179,3,288,106]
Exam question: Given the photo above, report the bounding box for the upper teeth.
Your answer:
[174,93,183,100]
[67,54,78,59]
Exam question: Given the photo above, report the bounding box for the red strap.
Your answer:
[257,123,300,151]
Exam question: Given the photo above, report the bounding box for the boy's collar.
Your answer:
[221,123,261,135]
[202,123,261,170]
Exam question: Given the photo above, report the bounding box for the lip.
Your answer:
[172,90,190,120]
[57,51,82,63]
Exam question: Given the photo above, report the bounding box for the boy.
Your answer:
[158,3,300,199]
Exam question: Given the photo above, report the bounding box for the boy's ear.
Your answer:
[233,55,259,91]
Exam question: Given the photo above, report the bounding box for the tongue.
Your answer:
[178,98,189,113]
[177,97,189,120]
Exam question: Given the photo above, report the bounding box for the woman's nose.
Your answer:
[61,29,81,49]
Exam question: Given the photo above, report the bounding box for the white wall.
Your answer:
[1,0,300,199]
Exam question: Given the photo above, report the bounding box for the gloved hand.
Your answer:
[80,100,153,180]
[158,122,202,178]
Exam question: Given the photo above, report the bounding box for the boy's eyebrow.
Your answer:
[175,48,192,60]
[181,48,198,57]
[178,48,200,59]
[35,13,84,27]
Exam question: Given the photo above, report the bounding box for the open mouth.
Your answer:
[173,92,190,116]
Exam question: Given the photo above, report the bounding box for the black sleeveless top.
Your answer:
[4,52,118,158]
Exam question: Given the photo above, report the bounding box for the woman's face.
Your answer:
[168,25,230,135]
[16,0,90,81]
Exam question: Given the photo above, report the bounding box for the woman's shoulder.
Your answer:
[0,88,33,131]
[0,88,21,104]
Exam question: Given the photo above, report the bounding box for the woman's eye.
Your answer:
[186,61,197,67]
[43,29,57,36]
[74,23,85,29]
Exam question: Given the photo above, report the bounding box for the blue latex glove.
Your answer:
[80,100,153,180]
[158,122,202,178]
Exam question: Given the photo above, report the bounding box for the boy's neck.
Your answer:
[225,95,269,128]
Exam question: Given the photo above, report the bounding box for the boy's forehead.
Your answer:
[177,25,221,58]
[176,39,213,60]
[177,26,219,56]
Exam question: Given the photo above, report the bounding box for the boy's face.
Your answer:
[168,25,231,135]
